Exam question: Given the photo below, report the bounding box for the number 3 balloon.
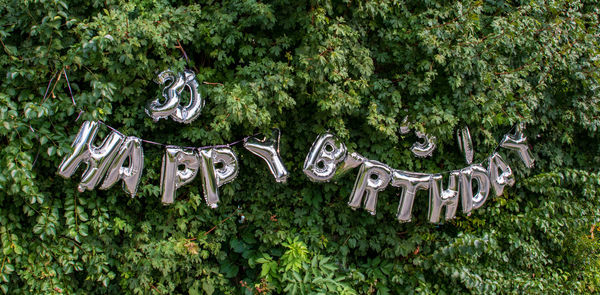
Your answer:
[146,69,205,124]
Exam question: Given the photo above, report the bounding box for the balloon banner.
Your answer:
[57,120,533,223]
[53,65,536,226]
[303,125,534,223]
[58,121,288,207]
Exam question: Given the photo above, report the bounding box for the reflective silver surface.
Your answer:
[347,160,392,215]
[198,148,239,208]
[303,133,348,182]
[243,129,289,183]
[488,153,515,196]
[160,147,199,204]
[335,152,365,179]
[428,171,459,223]
[457,126,474,164]
[145,69,204,124]
[459,164,491,214]
[411,131,436,158]
[100,136,144,197]
[391,170,431,222]
[58,121,125,192]
[500,123,535,168]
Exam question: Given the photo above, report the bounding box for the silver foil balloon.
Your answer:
[303,133,348,182]
[243,129,289,183]
[99,136,144,197]
[391,170,431,223]
[58,121,125,192]
[335,152,366,178]
[459,164,491,214]
[160,147,200,204]
[411,131,436,158]
[457,126,474,164]
[198,148,239,208]
[488,153,515,196]
[400,116,411,134]
[145,69,204,124]
[347,160,392,215]
[428,172,460,223]
[500,123,535,168]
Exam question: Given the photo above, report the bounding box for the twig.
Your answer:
[204,215,234,236]
[0,38,11,56]
[203,81,224,86]
[175,39,189,63]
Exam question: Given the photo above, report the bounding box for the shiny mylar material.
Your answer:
[411,131,436,158]
[99,136,144,197]
[428,172,460,223]
[459,164,491,215]
[198,148,239,208]
[347,160,392,215]
[500,123,535,168]
[391,170,431,222]
[336,152,366,178]
[303,133,348,182]
[457,126,474,164]
[160,148,199,204]
[400,116,411,134]
[243,129,289,183]
[488,153,515,196]
[145,69,204,124]
[58,121,125,192]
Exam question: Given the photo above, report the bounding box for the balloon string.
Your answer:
[63,69,76,106]
[96,120,256,150]
[58,69,254,150]
[41,70,58,104]
[433,124,520,175]
[56,70,522,159]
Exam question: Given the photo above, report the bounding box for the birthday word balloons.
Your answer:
[303,125,534,223]
[58,121,291,208]
[58,121,144,197]
[243,129,289,183]
[145,69,204,124]
[160,147,238,208]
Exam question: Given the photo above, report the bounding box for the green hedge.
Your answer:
[1,0,600,294]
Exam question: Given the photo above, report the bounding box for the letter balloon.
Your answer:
[243,129,289,183]
[58,121,125,192]
[198,147,239,208]
[400,116,411,134]
[500,123,535,168]
[488,153,515,196]
[457,126,474,164]
[428,172,460,223]
[347,160,392,215]
[411,131,436,158]
[99,136,144,197]
[391,170,431,222]
[160,147,199,204]
[459,164,491,215]
[303,133,348,182]
[146,69,204,124]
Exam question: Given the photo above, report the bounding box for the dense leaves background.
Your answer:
[1,0,599,293]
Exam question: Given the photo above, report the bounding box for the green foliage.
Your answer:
[1,0,599,293]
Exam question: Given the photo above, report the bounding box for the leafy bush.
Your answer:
[1,0,599,294]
